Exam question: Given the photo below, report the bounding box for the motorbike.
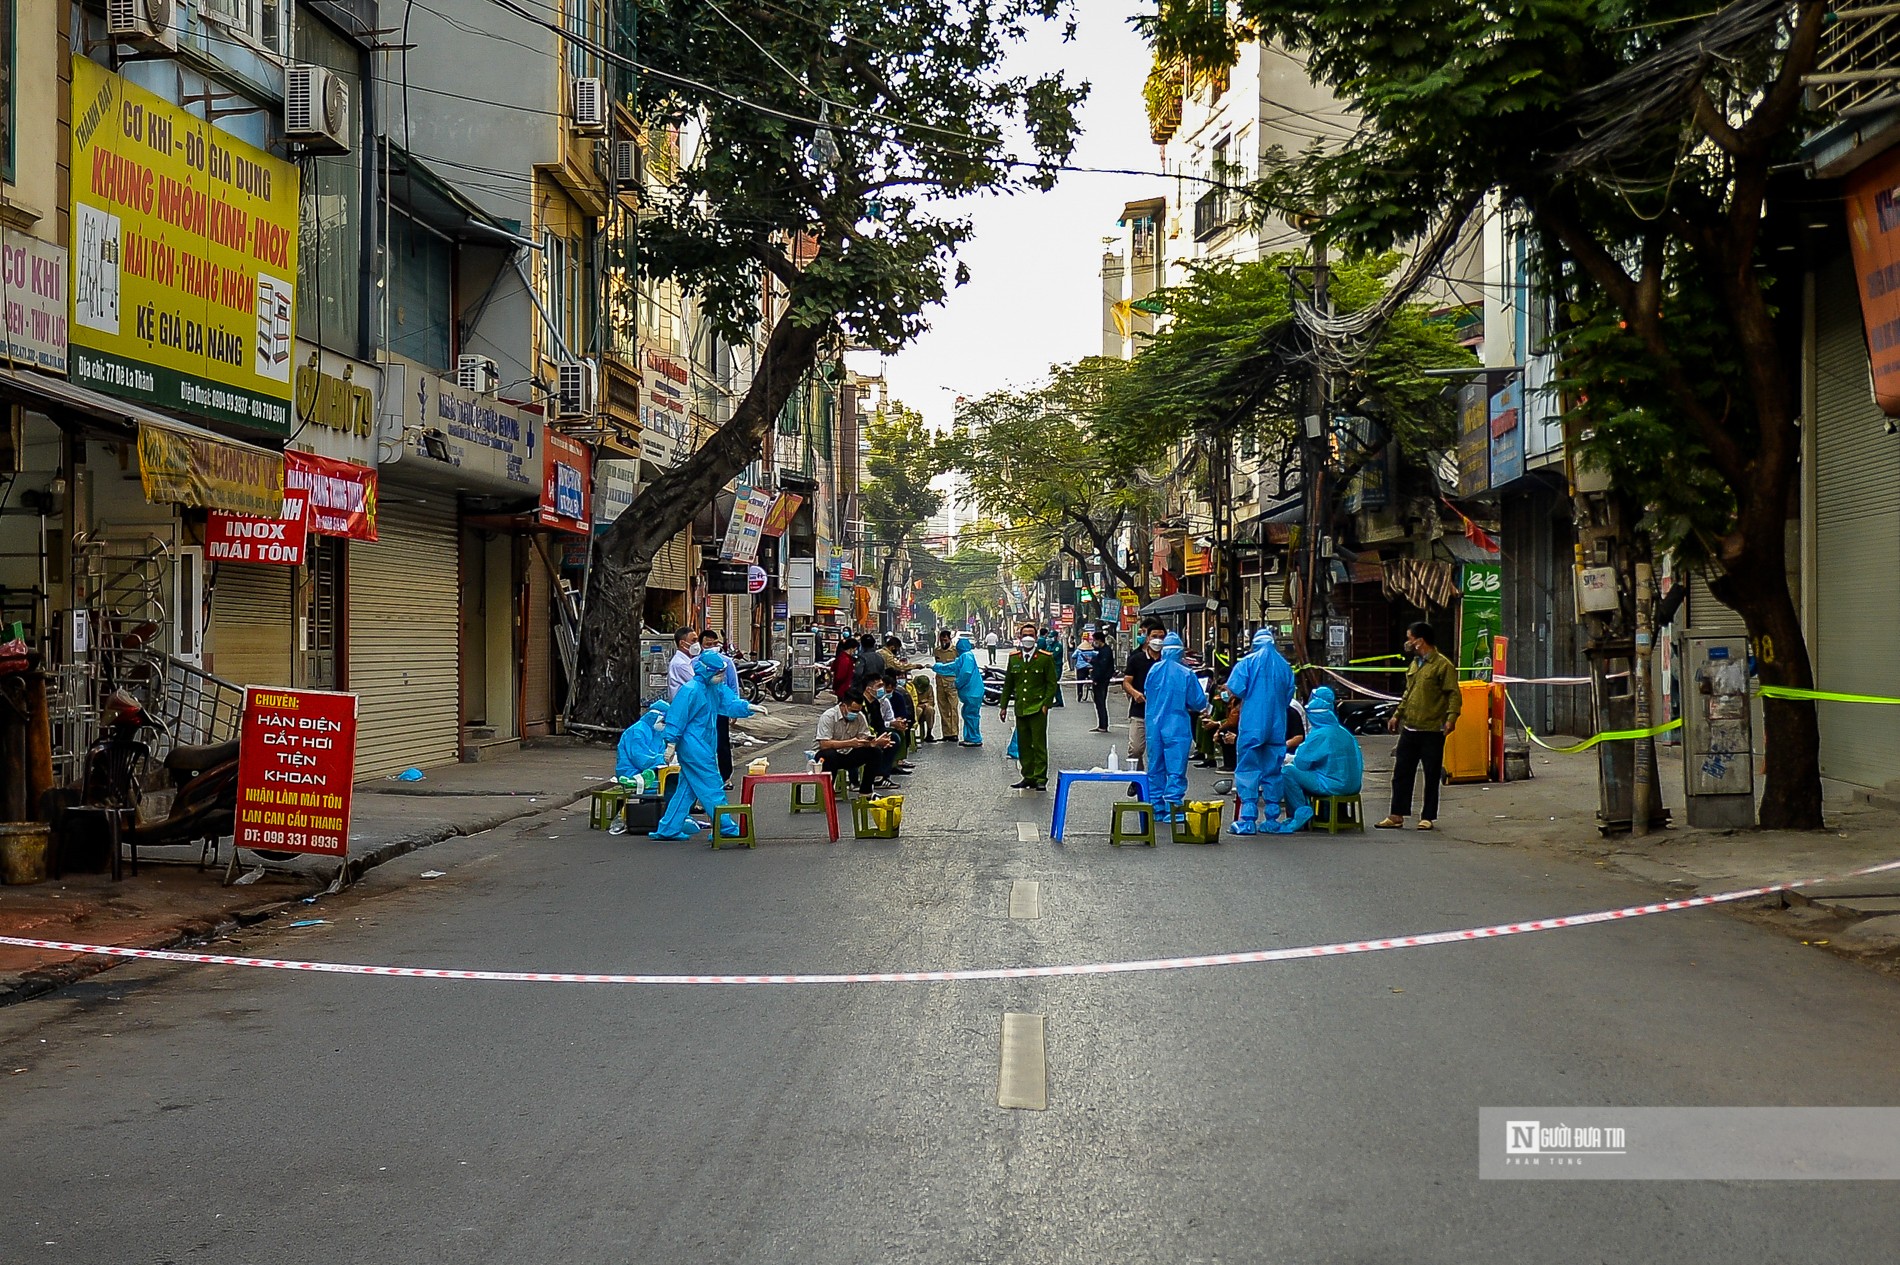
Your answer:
[733,655,780,703]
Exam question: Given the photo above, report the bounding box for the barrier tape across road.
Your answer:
[5,856,1899,988]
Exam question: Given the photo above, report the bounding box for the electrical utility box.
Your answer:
[1678,631,1756,829]
[790,629,817,703]
[640,634,674,711]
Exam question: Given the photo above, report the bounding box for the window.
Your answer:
[200,0,291,58]
[543,232,579,357]
[564,0,602,82]
[388,212,453,369]
[294,16,364,353]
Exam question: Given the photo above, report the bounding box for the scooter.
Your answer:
[734,655,780,703]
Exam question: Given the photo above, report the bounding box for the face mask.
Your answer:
[1148,638,1164,651]
[1018,637,1035,650]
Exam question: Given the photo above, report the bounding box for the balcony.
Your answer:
[1810,9,1900,118]
[1194,188,1234,242]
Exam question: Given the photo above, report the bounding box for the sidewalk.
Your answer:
[0,704,825,1004]
[1400,733,1900,963]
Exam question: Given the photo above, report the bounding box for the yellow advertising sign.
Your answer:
[137,423,285,516]
[69,57,299,434]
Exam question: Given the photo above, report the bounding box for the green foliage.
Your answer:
[628,0,1086,350]
[860,400,946,552]
[1108,252,1476,467]
[943,359,1157,590]
[915,547,1005,625]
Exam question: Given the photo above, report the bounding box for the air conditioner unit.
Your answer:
[457,355,500,395]
[285,65,352,154]
[107,0,178,50]
[610,140,642,187]
[556,361,598,419]
[571,77,607,134]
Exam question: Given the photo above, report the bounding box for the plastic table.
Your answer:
[1050,770,1151,841]
[739,772,840,841]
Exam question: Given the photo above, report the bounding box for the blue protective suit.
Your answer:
[934,635,985,744]
[1141,633,1208,819]
[1264,687,1365,833]
[1225,628,1295,834]
[615,700,670,784]
[652,651,754,839]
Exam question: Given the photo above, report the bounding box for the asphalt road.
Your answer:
[7,696,1900,1263]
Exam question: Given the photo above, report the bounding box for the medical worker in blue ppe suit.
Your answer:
[650,650,754,840]
[1225,627,1295,835]
[1262,686,1364,833]
[1141,631,1208,823]
[616,699,671,785]
[933,634,986,746]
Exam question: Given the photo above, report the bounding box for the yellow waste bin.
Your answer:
[1444,681,1493,783]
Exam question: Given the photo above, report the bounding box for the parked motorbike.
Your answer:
[734,655,781,703]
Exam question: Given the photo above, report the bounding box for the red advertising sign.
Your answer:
[206,497,308,566]
[539,429,593,534]
[287,449,378,541]
[235,686,359,858]
[761,491,803,537]
[1848,147,1900,415]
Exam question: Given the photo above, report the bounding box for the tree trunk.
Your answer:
[572,315,828,728]
[1710,532,1824,830]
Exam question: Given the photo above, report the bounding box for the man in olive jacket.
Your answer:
[998,621,1061,790]
[1375,621,1463,831]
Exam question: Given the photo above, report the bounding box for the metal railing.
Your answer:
[1810,9,1900,118]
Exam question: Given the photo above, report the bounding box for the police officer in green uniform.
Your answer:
[998,621,1060,790]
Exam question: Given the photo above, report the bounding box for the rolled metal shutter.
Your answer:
[348,498,461,778]
[1684,566,1748,640]
[649,528,691,590]
[207,563,294,687]
[522,541,553,737]
[1814,254,1900,789]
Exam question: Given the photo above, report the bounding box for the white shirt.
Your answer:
[666,649,695,699]
[985,632,998,648]
[816,705,869,744]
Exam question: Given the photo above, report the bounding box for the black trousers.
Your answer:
[1093,682,1111,730]
[820,746,888,793]
[1390,728,1447,820]
[717,715,733,783]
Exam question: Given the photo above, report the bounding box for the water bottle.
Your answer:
[1108,747,1120,772]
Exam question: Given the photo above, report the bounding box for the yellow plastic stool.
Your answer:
[1307,793,1365,834]
[851,795,903,839]
[1173,799,1223,845]
[589,785,631,831]
[1109,801,1156,847]
[710,803,755,850]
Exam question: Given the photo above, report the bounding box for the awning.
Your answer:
[0,367,284,515]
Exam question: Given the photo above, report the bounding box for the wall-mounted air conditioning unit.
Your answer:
[571,78,607,134]
[457,355,500,395]
[556,361,598,419]
[611,140,642,187]
[285,65,352,154]
[107,0,178,50]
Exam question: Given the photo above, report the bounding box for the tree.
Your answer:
[945,357,1158,594]
[1141,1,1831,828]
[571,0,1085,727]
[860,401,946,625]
[916,547,1007,630]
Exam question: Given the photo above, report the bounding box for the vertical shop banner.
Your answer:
[1488,379,1524,488]
[539,429,593,534]
[1847,145,1900,415]
[1457,381,1490,498]
[720,484,773,563]
[761,491,803,537]
[235,686,359,858]
[2,230,70,373]
[287,449,378,540]
[69,58,300,432]
[1459,562,1502,671]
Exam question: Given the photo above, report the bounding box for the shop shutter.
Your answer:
[649,528,690,590]
[1684,567,1748,640]
[1814,253,1900,789]
[523,541,554,736]
[207,563,294,687]
[348,497,460,778]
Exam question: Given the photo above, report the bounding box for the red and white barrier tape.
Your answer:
[6,857,1897,987]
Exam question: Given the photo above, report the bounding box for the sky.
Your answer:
[854,5,1162,433]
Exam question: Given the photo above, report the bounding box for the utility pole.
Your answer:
[1294,245,1331,670]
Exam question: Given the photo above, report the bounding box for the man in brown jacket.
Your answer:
[1375,621,1462,831]
[931,628,961,744]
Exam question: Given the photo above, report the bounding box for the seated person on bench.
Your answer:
[815,688,895,795]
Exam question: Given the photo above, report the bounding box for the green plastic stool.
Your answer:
[1172,800,1223,845]
[710,803,756,850]
[1307,793,1365,834]
[1109,800,1156,848]
[589,785,631,831]
[791,777,834,815]
[850,796,903,839]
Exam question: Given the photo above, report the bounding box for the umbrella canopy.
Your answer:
[1139,593,1218,617]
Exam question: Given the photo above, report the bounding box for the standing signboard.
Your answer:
[234,686,359,859]
[69,58,300,432]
